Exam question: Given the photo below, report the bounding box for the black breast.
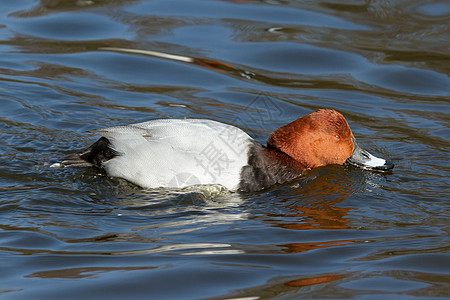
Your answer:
[238,142,305,192]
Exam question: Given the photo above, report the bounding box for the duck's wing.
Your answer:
[92,119,254,190]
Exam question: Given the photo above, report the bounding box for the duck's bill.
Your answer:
[346,138,394,171]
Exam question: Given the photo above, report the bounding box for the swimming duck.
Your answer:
[57,109,393,192]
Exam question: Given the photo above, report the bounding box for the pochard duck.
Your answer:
[57,109,393,192]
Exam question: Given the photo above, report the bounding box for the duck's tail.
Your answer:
[51,137,118,169]
[50,153,91,168]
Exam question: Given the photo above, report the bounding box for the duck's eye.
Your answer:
[334,134,340,139]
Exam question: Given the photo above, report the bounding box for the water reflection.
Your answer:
[1,239,236,256]
[281,240,354,254]
[100,47,246,76]
[267,166,363,231]
[285,274,345,288]
[10,0,133,17]
[26,266,159,279]
[213,273,348,300]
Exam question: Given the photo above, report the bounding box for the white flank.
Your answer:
[92,119,253,191]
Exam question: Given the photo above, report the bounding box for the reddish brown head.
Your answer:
[267,109,355,169]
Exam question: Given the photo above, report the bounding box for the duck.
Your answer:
[56,109,394,192]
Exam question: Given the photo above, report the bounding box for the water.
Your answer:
[0,0,449,299]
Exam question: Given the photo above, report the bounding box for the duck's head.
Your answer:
[267,109,394,171]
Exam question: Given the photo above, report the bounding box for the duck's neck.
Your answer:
[238,141,307,192]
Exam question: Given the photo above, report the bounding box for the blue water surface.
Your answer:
[0,0,449,299]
